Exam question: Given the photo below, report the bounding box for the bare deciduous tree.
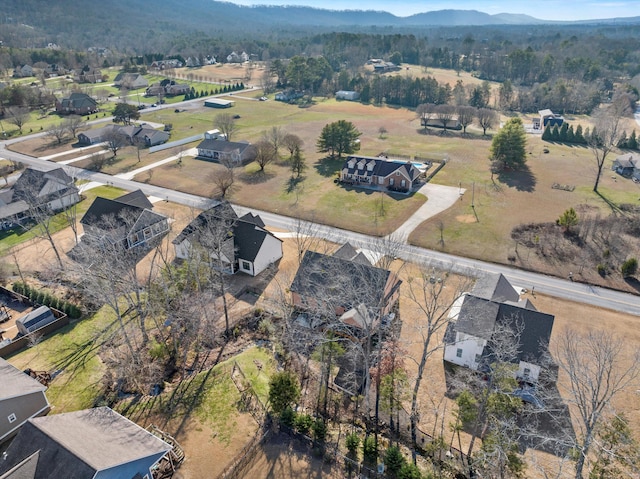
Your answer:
[457,105,476,135]
[253,139,277,172]
[45,123,67,144]
[435,104,456,134]
[262,126,285,158]
[103,128,126,157]
[405,265,473,462]
[210,166,235,198]
[477,108,498,136]
[283,133,304,160]
[6,106,29,134]
[63,115,84,138]
[213,112,237,142]
[588,103,627,193]
[553,329,640,479]
[416,103,436,131]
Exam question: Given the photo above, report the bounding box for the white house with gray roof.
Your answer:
[0,358,50,444]
[173,204,282,277]
[444,273,555,384]
[0,407,171,479]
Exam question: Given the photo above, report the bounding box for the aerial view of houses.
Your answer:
[0,2,639,479]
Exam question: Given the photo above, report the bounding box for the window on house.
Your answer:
[8,413,17,423]
[523,368,531,378]
[241,260,251,271]
[378,177,384,184]
[401,179,406,187]
[395,171,400,176]
[389,178,394,186]
[456,348,463,358]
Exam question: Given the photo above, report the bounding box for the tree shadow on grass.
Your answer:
[624,276,640,293]
[313,157,343,178]
[595,190,623,214]
[495,165,537,192]
[239,170,276,185]
[285,176,305,194]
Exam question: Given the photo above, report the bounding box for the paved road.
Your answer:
[2,137,640,317]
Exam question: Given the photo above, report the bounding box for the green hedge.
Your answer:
[12,282,82,319]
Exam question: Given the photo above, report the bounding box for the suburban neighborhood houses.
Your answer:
[0,5,639,479]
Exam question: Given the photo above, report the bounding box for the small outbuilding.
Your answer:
[204,98,235,108]
[15,307,56,336]
[336,90,360,101]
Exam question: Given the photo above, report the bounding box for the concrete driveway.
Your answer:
[390,182,464,242]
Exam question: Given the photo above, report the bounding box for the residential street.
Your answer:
[1,139,640,317]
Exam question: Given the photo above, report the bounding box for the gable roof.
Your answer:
[0,358,47,400]
[453,274,555,364]
[0,450,39,479]
[172,202,237,246]
[343,155,420,182]
[0,407,171,478]
[116,189,153,209]
[196,139,252,154]
[173,205,279,263]
[471,273,520,303]
[614,153,640,169]
[80,190,154,228]
[233,219,281,263]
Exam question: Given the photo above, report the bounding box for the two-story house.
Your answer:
[79,190,169,251]
[444,273,555,384]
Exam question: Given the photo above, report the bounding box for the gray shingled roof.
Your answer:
[196,139,252,154]
[291,250,400,313]
[0,358,47,400]
[80,190,158,228]
[0,407,171,478]
[343,155,420,182]
[471,273,520,303]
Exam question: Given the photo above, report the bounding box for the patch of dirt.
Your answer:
[242,432,342,479]
[173,416,259,479]
[455,214,476,223]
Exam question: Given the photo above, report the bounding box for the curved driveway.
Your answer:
[1,129,640,316]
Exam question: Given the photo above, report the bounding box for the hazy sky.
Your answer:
[229,0,637,21]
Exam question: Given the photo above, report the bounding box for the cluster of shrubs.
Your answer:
[280,407,327,443]
[183,82,244,100]
[344,432,425,479]
[12,282,82,319]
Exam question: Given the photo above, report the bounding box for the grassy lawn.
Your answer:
[6,306,117,412]
[0,185,125,255]
[120,346,275,444]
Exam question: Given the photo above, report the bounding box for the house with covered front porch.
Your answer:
[340,155,422,193]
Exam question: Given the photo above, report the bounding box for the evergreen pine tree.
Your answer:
[575,124,585,144]
[566,125,575,143]
[628,130,638,150]
[559,123,569,142]
[617,130,628,148]
[542,124,552,141]
[551,125,560,141]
